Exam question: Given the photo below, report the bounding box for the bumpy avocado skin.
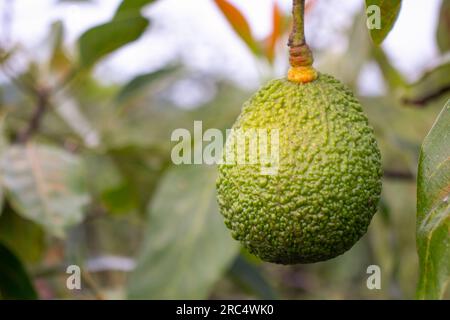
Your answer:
[216,74,382,264]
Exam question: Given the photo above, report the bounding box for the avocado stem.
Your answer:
[288,0,317,83]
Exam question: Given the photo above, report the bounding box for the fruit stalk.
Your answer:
[288,0,317,83]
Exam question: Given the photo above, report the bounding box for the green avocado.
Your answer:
[216,74,382,264]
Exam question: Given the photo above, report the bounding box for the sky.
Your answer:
[0,0,444,98]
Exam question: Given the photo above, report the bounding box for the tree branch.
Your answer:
[402,84,450,107]
[383,169,414,181]
[15,87,50,143]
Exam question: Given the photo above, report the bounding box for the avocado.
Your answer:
[216,74,382,264]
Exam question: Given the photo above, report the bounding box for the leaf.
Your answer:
[0,46,17,65]
[437,0,450,53]
[264,2,283,64]
[229,255,278,299]
[78,15,149,68]
[53,95,100,148]
[214,0,260,55]
[115,66,178,103]
[342,10,372,86]
[0,242,37,300]
[365,0,402,45]
[127,165,239,299]
[0,205,45,263]
[372,46,407,90]
[0,144,90,237]
[114,0,156,19]
[416,101,450,299]
[48,21,72,74]
[402,62,450,106]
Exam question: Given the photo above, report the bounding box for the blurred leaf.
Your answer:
[115,66,178,104]
[319,11,371,86]
[54,94,100,148]
[343,11,372,86]
[128,165,239,299]
[377,196,391,224]
[416,101,450,299]
[101,184,139,215]
[365,0,402,45]
[214,0,261,55]
[229,255,278,299]
[49,21,72,75]
[83,151,138,215]
[437,0,450,53]
[0,242,37,300]
[78,15,149,68]
[114,0,156,19]
[77,214,144,260]
[372,46,407,90]
[402,62,450,106]
[0,205,45,263]
[265,2,283,64]
[0,144,90,237]
[109,147,169,212]
[106,81,246,152]
[0,46,17,65]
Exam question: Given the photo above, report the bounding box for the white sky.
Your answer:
[0,0,443,96]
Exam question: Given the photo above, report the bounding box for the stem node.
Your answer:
[288,0,317,83]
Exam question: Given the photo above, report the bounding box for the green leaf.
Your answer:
[416,101,450,299]
[0,242,37,300]
[372,46,407,90]
[48,21,72,74]
[402,62,450,106]
[365,0,402,45]
[78,15,149,68]
[0,144,90,237]
[437,0,450,53]
[0,205,45,263]
[114,0,156,19]
[229,255,278,299]
[128,165,239,299]
[213,0,261,55]
[115,66,178,103]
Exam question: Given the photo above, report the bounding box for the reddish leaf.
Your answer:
[305,0,316,13]
[214,0,260,55]
[265,2,283,64]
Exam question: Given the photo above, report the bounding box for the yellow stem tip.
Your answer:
[288,66,318,83]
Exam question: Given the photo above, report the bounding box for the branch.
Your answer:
[402,84,450,107]
[383,169,414,181]
[15,87,50,143]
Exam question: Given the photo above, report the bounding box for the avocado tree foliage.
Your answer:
[0,0,448,300]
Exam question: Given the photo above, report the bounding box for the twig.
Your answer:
[0,62,39,97]
[32,264,67,278]
[383,169,414,181]
[402,84,450,107]
[80,267,105,300]
[15,87,50,143]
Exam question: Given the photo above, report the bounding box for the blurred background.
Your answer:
[0,0,449,299]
